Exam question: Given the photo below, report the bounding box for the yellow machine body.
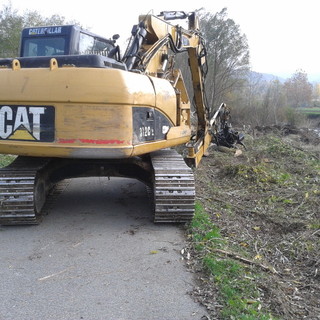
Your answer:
[0,61,191,159]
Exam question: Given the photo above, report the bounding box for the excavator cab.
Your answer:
[20,25,117,58]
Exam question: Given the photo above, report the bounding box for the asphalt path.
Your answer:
[0,177,208,320]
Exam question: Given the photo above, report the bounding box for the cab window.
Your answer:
[79,32,114,56]
[23,37,65,56]
[79,33,94,54]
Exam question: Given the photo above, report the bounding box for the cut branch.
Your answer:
[213,248,278,274]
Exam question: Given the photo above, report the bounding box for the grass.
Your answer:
[0,154,15,168]
[191,202,225,251]
[297,107,320,117]
[189,202,278,320]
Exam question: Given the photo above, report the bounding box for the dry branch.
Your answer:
[213,248,278,274]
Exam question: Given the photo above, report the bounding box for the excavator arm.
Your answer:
[122,11,212,167]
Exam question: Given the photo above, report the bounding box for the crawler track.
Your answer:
[0,157,50,225]
[151,149,195,223]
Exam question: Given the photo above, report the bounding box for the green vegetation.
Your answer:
[0,154,15,167]
[190,203,277,319]
[297,107,320,118]
[191,131,320,319]
[0,2,75,57]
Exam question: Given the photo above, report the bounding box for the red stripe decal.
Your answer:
[58,139,76,144]
[80,139,125,145]
[58,139,125,145]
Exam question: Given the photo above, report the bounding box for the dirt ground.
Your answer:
[192,125,320,319]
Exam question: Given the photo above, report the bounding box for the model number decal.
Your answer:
[0,105,55,142]
[139,126,155,138]
[132,107,172,144]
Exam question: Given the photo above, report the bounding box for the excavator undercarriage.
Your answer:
[0,149,195,225]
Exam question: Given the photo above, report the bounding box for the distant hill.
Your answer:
[251,71,320,83]
[249,71,286,83]
[260,72,286,83]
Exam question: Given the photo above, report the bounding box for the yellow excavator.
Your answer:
[0,11,233,225]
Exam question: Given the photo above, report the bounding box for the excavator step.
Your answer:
[150,149,195,223]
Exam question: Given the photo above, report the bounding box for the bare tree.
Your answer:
[229,72,289,127]
[200,8,250,116]
[312,82,320,107]
[284,70,313,108]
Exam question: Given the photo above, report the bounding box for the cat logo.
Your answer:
[0,105,55,142]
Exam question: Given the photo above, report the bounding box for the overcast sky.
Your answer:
[5,0,320,80]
